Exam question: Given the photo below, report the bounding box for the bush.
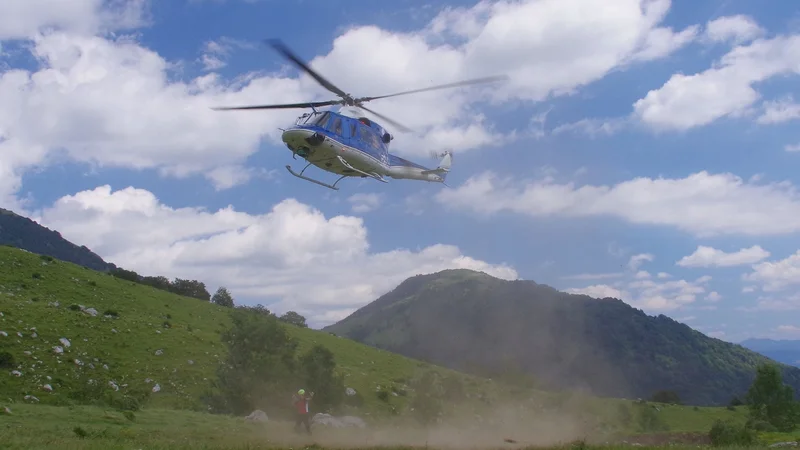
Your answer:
[708,420,758,447]
[376,390,390,402]
[0,351,15,369]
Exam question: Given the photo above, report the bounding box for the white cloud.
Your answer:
[347,193,384,213]
[435,170,800,236]
[197,37,256,71]
[738,295,800,312]
[742,285,756,293]
[705,291,722,302]
[632,32,800,131]
[0,0,705,206]
[774,325,800,339]
[676,245,770,268]
[657,272,671,279]
[567,273,711,312]
[703,14,765,45]
[0,0,148,40]
[743,250,800,292]
[628,253,654,271]
[30,185,517,326]
[560,272,624,281]
[786,143,800,153]
[756,96,800,124]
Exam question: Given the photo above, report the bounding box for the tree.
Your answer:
[299,344,345,412]
[170,278,211,301]
[279,311,308,328]
[212,287,235,308]
[212,309,298,416]
[745,363,799,432]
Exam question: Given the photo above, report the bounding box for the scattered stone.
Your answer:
[0,331,7,337]
[10,370,22,377]
[2,406,10,415]
[245,410,268,423]
[23,395,39,403]
[187,360,194,365]
[152,383,161,393]
[83,307,98,317]
[155,349,163,356]
[42,384,53,392]
[345,387,356,396]
[769,443,799,448]
[59,338,71,348]
[53,346,63,354]
[16,332,22,338]
[109,381,119,391]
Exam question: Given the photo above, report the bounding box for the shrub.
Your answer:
[708,420,758,447]
[0,351,15,369]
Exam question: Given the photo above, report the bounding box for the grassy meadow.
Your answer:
[1,245,799,449]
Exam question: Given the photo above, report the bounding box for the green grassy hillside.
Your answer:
[5,244,794,449]
[0,245,493,416]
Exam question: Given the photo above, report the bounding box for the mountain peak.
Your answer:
[326,270,800,405]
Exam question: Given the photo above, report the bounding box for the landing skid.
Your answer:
[286,163,348,191]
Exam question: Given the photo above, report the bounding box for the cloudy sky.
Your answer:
[1,0,799,339]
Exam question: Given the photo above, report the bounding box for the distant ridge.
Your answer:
[325,268,800,406]
[741,338,800,368]
[0,208,114,272]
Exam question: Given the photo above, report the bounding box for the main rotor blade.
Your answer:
[357,75,509,103]
[211,100,340,111]
[266,39,351,101]
[358,104,413,133]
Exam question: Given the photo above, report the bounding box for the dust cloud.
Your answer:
[254,402,598,450]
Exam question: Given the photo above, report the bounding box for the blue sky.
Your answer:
[2,0,800,339]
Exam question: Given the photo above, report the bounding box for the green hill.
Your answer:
[2,245,793,449]
[324,269,800,406]
[0,208,114,272]
[0,244,498,416]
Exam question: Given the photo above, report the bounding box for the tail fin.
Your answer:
[421,150,452,182]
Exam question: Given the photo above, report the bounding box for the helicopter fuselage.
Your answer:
[280,110,449,184]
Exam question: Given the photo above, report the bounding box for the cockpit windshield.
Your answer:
[311,112,330,127]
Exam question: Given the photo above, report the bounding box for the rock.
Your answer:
[152,383,161,393]
[769,443,799,448]
[108,381,119,391]
[59,338,71,348]
[0,331,7,337]
[42,384,53,392]
[23,395,39,403]
[2,406,10,415]
[10,370,22,377]
[245,410,268,423]
[53,346,63,354]
[345,387,356,396]
[154,349,163,356]
[84,308,98,317]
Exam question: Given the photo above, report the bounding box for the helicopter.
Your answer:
[212,39,508,191]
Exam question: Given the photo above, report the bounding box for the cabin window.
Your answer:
[357,123,381,149]
[330,117,343,135]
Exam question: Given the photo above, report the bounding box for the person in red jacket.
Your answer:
[292,389,314,435]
